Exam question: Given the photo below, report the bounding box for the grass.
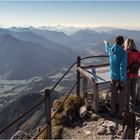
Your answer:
[39,95,84,139]
[64,95,84,116]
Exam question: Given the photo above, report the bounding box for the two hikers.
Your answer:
[105,36,140,118]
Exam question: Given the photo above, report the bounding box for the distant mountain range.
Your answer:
[0,34,75,80]
[0,27,140,80]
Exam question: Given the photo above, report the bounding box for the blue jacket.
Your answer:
[105,44,127,81]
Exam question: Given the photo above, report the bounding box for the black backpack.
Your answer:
[128,53,140,74]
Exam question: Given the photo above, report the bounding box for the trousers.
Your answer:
[111,80,127,117]
[128,78,138,110]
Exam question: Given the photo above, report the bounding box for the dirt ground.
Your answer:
[62,104,140,139]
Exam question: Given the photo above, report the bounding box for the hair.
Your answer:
[124,38,137,51]
[115,36,124,45]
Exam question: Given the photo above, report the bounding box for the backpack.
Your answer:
[128,53,140,74]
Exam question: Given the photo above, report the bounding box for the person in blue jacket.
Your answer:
[104,36,128,118]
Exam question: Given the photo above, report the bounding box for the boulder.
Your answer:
[97,120,117,135]
[83,130,91,135]
[52,99,62,113]
[91,113,100,121]
[135,129,140,140]
[79,105,87,118]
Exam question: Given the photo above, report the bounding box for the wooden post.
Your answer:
[76,56,81,97]
[94,83,99,113]
[137,78,140,102]
[83,77,88,99]
[121,111,135,139]
[44,89,52,139]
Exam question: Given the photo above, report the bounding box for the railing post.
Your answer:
[83,77,88,99]
[76,56,81,97]
[94,83,99,113]
[121,111,135,139]
[44,89,52,139]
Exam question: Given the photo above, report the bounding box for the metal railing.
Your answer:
[0,55,109,139]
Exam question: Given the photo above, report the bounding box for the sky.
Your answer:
[0,1,140,29]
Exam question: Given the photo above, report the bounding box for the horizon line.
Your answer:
[0,24,140,31]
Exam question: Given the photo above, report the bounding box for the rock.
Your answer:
[91,113,100,121]
[79,105,87,118]
[97,120,117,136]
[10,130,31,140]
[77,130,81,133]
[83,122,87,126]
[99,92,111,103]
[52,99,62,113]
[84,95,93,110]
[104,93,111,103]
[135,129,140,140]
[83,130,91,135]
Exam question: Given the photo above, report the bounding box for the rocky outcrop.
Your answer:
[62,117,122,139]
[97,120,120,136]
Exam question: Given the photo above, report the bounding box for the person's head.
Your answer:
[115,36,124,46]
[124,38,137,51]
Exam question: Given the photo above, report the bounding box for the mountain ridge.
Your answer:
[0,34,74,80]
